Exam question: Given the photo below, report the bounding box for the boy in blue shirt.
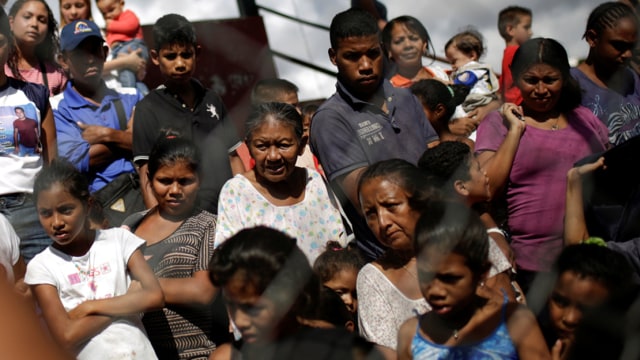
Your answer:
[52,19,141,195]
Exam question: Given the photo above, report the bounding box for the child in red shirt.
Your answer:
[497,6,533,105]
[96,0,148,94]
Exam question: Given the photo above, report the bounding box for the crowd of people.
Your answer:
[0,0,640,359]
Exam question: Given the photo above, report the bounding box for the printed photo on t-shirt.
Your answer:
[0,103,40,157]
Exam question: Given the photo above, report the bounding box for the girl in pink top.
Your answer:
[5,0,67,96]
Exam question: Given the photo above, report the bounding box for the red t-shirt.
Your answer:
[13,118,38,147]
[500,45,522,104]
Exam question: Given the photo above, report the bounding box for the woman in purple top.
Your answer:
[475,38,609,292]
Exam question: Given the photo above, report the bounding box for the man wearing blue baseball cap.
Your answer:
[51,19,145,226]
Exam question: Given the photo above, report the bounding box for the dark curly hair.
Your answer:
[313,241,365,284]
[583,2,637,38]
[418,141,473,194]
[411,79,469,129]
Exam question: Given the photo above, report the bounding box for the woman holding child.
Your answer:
[475,37,609,292]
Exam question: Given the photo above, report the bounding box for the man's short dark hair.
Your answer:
[329,9,379,49]
[251,78,299,105]
[152,14,197,51]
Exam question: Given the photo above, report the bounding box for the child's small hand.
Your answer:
[567,157,605,185]
[551,338,571,360]
[577,156,605,175]
[475,279,504,305]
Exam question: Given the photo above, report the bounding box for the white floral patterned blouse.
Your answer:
[214,168,348,263]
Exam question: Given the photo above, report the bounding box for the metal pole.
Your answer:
[237,0,259,17]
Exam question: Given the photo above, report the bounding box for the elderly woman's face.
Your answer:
[247,116,302,184]
[359,177,421,251]
[517,63,563,114]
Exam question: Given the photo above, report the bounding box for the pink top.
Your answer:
[475,106,609,271]
[4,62,67,97]
[105,9,143,46]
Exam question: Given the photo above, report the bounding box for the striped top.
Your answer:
[132,209,218,360]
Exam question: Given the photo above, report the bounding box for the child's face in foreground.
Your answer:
[548,270,610,342]
[324,268,358,313]
[510,15,533,45]
[418,251,479,319]
[10,1,49,47]
[96,0,123,20]
[37,182,89,252]
[222,271,281,345]
[152,43,196,86]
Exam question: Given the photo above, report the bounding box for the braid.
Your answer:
[584,2,637,37]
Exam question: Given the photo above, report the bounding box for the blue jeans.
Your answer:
[0,193,51,262]
[18,146,36,157]
[111,38,149,94]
